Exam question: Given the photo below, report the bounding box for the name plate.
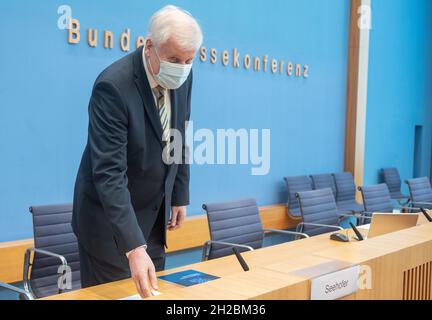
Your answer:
[310,265,360,300]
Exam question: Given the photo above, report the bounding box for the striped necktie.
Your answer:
[154,86,170,156]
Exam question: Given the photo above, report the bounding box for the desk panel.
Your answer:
[43,221,432,300]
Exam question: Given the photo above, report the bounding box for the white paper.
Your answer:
[118,290,162,300]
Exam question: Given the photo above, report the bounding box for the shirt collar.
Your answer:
[142,47,158,90]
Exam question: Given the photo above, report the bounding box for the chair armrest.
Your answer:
[201,241,254,261]
[263,228,309,239]
[404,206,425,211]
[23,247,69,297]
[411,202,432,207]
[205,241,254,251]
[361,211,377,217]
[0,281,34,300]
[338,213,356,218]
[348,213,373,220]
[339,210,356,215]
[397,206,423,213]
[363,209,417,214]
[297,222,343,231]
[397,197,411,205]
[27,248,68,266]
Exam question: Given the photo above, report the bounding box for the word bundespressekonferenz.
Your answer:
[67,17,310,79]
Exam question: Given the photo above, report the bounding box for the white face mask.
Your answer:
[149,47,193,90]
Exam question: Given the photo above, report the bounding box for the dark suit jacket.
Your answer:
[72,46,191,263]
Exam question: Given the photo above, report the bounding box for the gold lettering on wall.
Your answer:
[136,36,145,48]
[200,47,207,62]
[254,57,261,71]
[287,62,293,76]
[303,65,309,78]
[271,59,278,74]
[222,50,229,66]
[210,48,217,64]
[104,31,113,49]
[233,48,240,68]
[244,54,251,70]
[68,18,80,44]
[63,17,311,80]
[279,60,285,74]
[87,29,97,47]
[120,29,130,52]
[263,55,269,72]
[295,64,301,77]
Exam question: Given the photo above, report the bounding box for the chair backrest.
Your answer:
[29,204,81,298]
[295,188,340,236]
[382,167,403,198]
[203,198,264,260]
[310,174,337,197]
[283,176,312,213]
[358,184,393,213]
[405,177,432,206]
[333,172,356,203]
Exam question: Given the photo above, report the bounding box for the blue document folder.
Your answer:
[158,269,220,287]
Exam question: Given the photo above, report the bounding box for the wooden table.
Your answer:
[42,215,432,300]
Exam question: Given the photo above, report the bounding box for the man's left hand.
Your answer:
[168,206,187,231]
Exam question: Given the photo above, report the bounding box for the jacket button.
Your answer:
[153,206,159,211]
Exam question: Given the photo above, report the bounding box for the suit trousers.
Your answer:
[78,208,166,288]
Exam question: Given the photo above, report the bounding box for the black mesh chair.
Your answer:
[382,168,409,201]
[333,172,364,213]
[310,174,337,196]
[358,184,414,222]
[358,184,395,214]
[283,176,313,217]
[201,198,309,261]
[0,204,81,299]
[405,177,432,209]
[295,188,363,237]
[310,173,355,216]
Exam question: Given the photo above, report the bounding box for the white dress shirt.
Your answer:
[142,49,171,127]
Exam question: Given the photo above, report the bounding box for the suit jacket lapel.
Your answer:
[169,90,178,131]
[133,47,164,148]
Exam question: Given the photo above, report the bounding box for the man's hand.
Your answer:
[168,206,187,231]
[128,247,158,298]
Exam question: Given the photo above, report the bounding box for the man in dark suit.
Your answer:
[72,5,203,298]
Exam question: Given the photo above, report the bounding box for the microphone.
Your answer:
[420,208,432,222]
[232,247,250,272]
[349,222,364,241]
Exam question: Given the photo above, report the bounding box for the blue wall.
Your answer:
[1,0,350,241]
[364,0,432,192]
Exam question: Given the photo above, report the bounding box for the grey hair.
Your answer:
[148,5,203,51]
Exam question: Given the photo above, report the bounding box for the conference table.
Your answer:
[42,215,432,300]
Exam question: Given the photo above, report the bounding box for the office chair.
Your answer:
[283,176,313,217]
[333,172,364,213]
[405,177,432,209]
[310,173,356,216]
[358,184,415,222]
[0,204,81,299]
[201,198,309,261]
[295,188,362,237]
[310,174,337,197]
[358,184,394,214]
[382,168,409,201]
